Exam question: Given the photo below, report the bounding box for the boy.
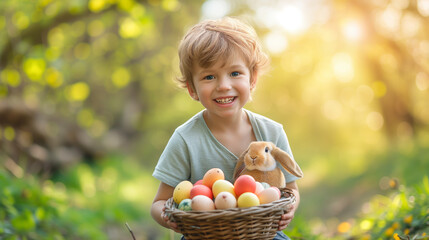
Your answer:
[151,17,302,240]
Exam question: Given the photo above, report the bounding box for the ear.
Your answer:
[233,147,249,180]
[186,81,199,101]
[250,72,258,91]
[271,145,303,178]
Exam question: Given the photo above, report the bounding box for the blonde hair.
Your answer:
[177,17,269,90]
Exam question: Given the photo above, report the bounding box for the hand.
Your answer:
[278,204,296,231]
[161,207,181,233]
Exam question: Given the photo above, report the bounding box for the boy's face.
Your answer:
[188,53,256,119]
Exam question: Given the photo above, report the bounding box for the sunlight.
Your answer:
[45,68,63,88]
[112,67,131,88]
[416,72,429,91]
[120,182,141,201]
[323,100,343,120]
[342,20,365,42]
[276,5,306,34]
[66,82,90,101]
[371,81,387,98]
[417,0,429,16]
[23,58,46,81]
[377,6,401,34]
[1,68,20,87]
[332,52,354,82]
[263,30,288,54]
[119,17,141,38]
[356,85,374,105]
[201,0,231,19]
[366,112,384,131]
[401,13,420,37]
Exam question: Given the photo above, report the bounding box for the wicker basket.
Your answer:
[164,188,295,240]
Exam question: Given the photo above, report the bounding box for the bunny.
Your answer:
[233,141,303,188]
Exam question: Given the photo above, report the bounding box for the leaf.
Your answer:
[422,176,429,194]
[11,210,35,232]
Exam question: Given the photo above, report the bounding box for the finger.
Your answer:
[168,221,181,233]
[278,222,289,231]
[280,215,292,221]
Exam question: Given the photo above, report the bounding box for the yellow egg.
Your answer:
[257,187,280,204]
[173,181,193,204]
[237,192,260,208]
[212,179,235,198]
[191,195,215,211]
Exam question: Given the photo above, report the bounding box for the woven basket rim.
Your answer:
[165,187,295,216]
[164,188,295,240]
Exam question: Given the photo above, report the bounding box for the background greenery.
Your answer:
[1,0,428,239]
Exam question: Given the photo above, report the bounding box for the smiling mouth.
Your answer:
[215,97,235,104]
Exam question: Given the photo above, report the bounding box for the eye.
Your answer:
[203,75,215,80]
[231,71,240,77]
[265,147,269,153]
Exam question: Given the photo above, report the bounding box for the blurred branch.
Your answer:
[125,223,136,240]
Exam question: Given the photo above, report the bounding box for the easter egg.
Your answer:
[202,168,225,188]
[191,195,215,211]
[260,182,271,189]
[178,199,192,211]
[272,186,281,198]
[237,192,260,208]
[255,182,264,195]
[215,192,237,209]
[194,179,204,185]
[212,179,235,198]
[190,184,213,199]
[173,181,193,204]
[234,175,256,197]
[258,187,280,204]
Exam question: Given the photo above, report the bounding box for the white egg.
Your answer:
[255,182,264,195]
[257,187,280,204]
[191,195,215,211]
[214,192,237,209]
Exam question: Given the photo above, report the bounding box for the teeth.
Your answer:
[215,97,234,104]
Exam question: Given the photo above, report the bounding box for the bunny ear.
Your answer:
[233,147,249,180]
[271,146,303,178]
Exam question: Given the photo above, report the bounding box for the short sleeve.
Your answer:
[152,130,191,187]
[275,125,300,183]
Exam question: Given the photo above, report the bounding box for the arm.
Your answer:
[278,181,300,231]
[150,182,181,232]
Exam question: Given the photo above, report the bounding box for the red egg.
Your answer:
[194,179,204,185]
[190,184,213,199]
[234,175,256,197]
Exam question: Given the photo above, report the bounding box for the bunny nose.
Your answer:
[250,156,257,160]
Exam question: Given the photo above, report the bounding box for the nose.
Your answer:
[216,75,232,91]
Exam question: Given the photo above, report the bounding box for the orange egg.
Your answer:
[202,168,225,188]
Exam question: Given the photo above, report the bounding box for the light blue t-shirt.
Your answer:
[152,109,300,187]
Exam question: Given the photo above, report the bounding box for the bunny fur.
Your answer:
[233,141,303,188]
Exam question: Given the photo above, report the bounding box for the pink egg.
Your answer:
[257,187,280,204]
[191,195,215,211]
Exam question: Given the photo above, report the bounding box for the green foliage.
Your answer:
[353,176,429,240]
[0,169,73,239]
[0,156,165,240]
[1,0,429,239]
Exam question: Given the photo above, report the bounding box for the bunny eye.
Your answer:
[265,147,269,153]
